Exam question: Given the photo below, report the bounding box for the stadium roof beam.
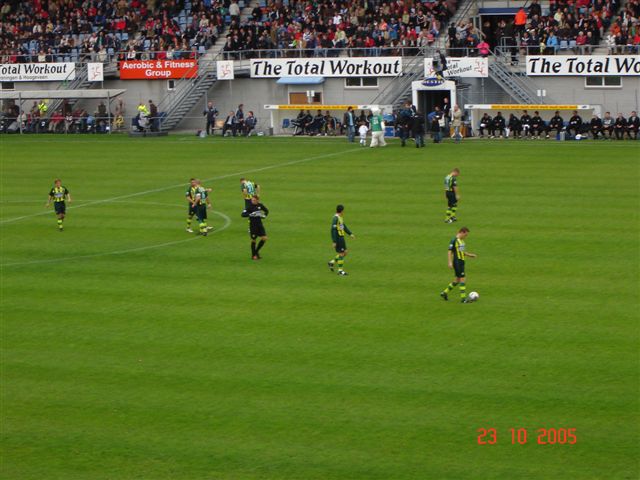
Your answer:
[0,89,126,100]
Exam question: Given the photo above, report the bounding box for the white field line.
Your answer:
[0,147,361,225]
[1,203,231,267]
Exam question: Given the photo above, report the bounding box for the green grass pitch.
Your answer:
[1,135,638,479]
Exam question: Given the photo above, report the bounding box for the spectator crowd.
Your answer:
[0,0,232,64]
[222,0,460,58]
[447,0,639,58]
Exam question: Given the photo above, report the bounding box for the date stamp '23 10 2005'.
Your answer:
[477,428,578,446]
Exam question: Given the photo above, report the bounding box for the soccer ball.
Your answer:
[468,291,479,302]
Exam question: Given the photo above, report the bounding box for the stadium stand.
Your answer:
[0,0,231,63]
[218,0,461,58]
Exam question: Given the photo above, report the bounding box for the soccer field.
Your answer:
[1,135,638,479]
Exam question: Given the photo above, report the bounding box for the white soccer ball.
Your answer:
[468,291,479,301]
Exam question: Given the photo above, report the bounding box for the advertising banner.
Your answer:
[0,63,76,82]
[250,57,402,78]
[424,57,488,78]
[88,63,104,82]
[216,60,235,80]
[526,55,640,76]
[119,59,198,79]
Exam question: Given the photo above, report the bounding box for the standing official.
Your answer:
[203,101,219,136]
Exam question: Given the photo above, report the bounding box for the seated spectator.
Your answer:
[48,110,64,133]
[520,110,532,138]
[546,111,564,138]
[589,115,604,139]
[491,112,506,138]
[531,111,545,139]
[508,114,522,138]
[627,111,639,139]
[222,111,238,137]
[478,113,492,138]
[602,112,614,138]
[244,111,257,136]
[614,113,628,140]
[567,111,583,137]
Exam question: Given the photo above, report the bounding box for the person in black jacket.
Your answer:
[531,111,545,139]
[491,112,506,138]
[614,113,627,140]
[478,113,492,138]
[589,115,603,139]
[412,112,425,148]
[520,110,532,138]
[222,111,237,136]
[241,195,269,260]
[567,110,583,137]
[398,102,414,147]
[203,101,219,136]
[546,111,564,138]
[627,111,639,139]
[508,114,522,139]
[292,109,306,136]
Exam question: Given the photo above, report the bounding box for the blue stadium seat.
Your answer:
[559,40,569,51]
[282,118,290,129]
[198,45,206,54]
[224,15,232,24]
[122,32,129,41]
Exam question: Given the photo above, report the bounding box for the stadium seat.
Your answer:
[559,40,569,51]
[282,118,290,129]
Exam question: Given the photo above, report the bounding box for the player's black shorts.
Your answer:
[335,237,347,253]
[453,259,465,278]
[446,191,457,208]
[54,202,66,214]
[250,223,266,239]
[188,204,196,216]
[194,204,207,222]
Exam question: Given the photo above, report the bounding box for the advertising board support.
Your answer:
[18,91,22,134]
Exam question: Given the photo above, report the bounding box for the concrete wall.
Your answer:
[177,76,395,131]
[527,76,640,114]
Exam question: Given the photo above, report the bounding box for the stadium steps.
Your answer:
[157,55,220,131]
[46,64,94,115]
[487,50,544,103]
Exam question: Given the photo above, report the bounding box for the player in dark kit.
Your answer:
[241,195,269,260]
[185,178,198,233]
[440,227,477,303]
[444,168,460,223]
[328,204,355,276]
[46,178,71,231]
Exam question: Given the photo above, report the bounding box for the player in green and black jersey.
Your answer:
[241,195,269,260]
[46,179,71,231]
[444,168,460,223]
[185,178,198,232]
[440,227,477,303]
[328,204,355,276]
[191,181,211,235]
